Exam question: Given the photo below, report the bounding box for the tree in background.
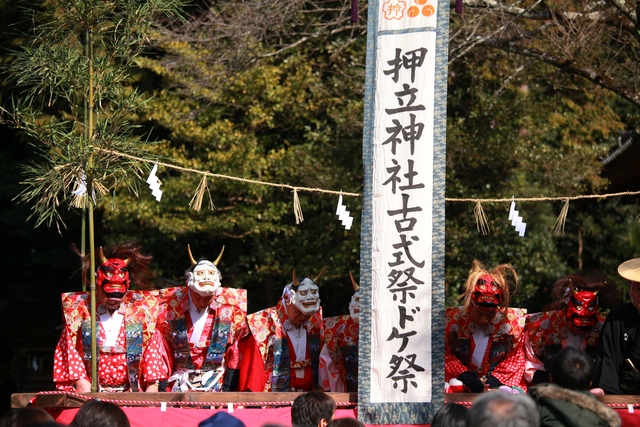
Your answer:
[1,0,185,391]
[101,0,366,314]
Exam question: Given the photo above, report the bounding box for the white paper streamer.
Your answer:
[508,198,526,237]
[336,193,353,230]
[146,164,163,202]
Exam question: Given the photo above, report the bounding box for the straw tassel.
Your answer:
[552,199,570,236]
[293,188,304,224]
[189,176,214,211]
[474,201,490,235]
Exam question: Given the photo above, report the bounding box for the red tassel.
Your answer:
[455,0,463,13]
[351,0,358,22]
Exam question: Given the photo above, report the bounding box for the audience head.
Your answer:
[469,392,539,427]
[550,346,594,390]
[198,412,245,427]
[291,390,337,427]
[326,418,365,427]
[431,403,470,427]
[69,400,130,427]
[0,407,55,427]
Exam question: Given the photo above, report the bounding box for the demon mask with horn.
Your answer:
[283,267,327,317]
[92,242,154,310]
[186,244,225,297]
[548,275,605,333]
[348,271,361,323]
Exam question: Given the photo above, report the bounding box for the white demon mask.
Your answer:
[284,268,326,316]
[290,278,321,316]
[187,260,222,297]
[186,245,224,297]
[348,271,361,323]
[349,290,362,323]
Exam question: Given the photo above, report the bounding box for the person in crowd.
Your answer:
[319,271,360,392]
[152,245,264,392]
[53,243,165,392]
[198,412,246,427]
[69,400,130,427]
[445,260,527,393]
[0,407,55,427]
[291,390,337,427]
[248,268,326,391]
[326,418,365,427]
[430,403,470,427]
[469,392,539,427]
[594,257,640,394]
[529,347,621,427]
[524,274,607,385]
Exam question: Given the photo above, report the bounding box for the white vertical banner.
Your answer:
[358,0,448,423]
[370,32,436,403]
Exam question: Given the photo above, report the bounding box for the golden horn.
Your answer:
[314,266,327,283]
[292,269,298,286]
[187,244,197,266]
[213,246,225,266]
[99,247,107,264]
[123,258,130,266]
[349,271,359,291]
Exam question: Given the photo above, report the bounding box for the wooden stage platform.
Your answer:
[11,392,640,426]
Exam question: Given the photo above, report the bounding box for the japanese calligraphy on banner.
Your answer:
[358,0,447,424]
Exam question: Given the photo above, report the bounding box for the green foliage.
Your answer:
[103,21,365,314]
[3,0,185,229]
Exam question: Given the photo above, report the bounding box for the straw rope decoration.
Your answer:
[35,390,356,407]
[189,175,214,211]
[552,199,570,236]
[97,148,640,233]
[474,201,490,236]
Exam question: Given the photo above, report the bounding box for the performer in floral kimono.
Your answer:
[445,260,527,393]
[248,268,326,391]
[594,257,640,394]
[152,245,263,392]
[524,275,607,385]
[319,271,360,392]
[53,243,166,392]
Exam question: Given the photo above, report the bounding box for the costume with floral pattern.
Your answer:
[53,290,165,391]
[524,310,605,383]
[152,286,259,391]
[319,314,358,392]
[248,297,324,391]
[445,306,527,390]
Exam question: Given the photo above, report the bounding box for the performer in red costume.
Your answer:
[445,260,527,393]
[524,275,607,385]
[319,271,360,392]
[53,243,165,392]
[248,268,326,391]
[152,245,263,392]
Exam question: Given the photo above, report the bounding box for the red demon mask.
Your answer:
[96,256,130,294]
[566,289,598,331]
[471,274,503,308]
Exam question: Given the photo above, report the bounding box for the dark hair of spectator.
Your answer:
[0,407,55,427]
[69,400,131,427]
[291,390,337,427]
[326,417,365,427]
[431,403,470,427]
[550,346,594,390]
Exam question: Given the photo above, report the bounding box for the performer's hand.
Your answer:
[74,378,91,393]
[590,387,605,396]
[457,371,484,393]
[145,382,159,393]
[485,374,503,389]
[531,370,550,385]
